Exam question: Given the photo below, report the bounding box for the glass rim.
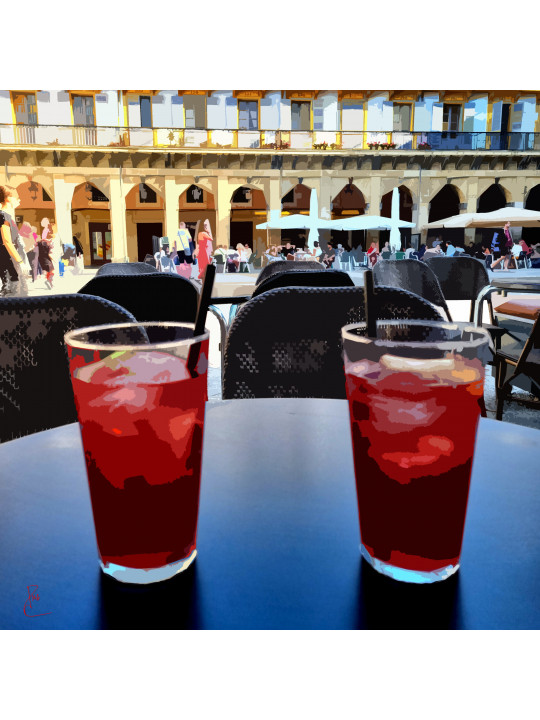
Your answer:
[64,321,209,353]
[341,319,491,352]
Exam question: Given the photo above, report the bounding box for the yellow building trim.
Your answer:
[410,102,415,148]
[362,104,368,148]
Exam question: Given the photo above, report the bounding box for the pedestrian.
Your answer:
[154,238,176,274]
[0,185,28,296]
[194,218,213,280]
[19,222,36,281]
[37,233,54,289]
[0,209,22,296]
[491,222,513,270]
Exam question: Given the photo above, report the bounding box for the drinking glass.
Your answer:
[65,322,209,584]
[342,320,491,584]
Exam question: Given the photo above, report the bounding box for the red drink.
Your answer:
[66,323,209,584]
[342,322,490,583]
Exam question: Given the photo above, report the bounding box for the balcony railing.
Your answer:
[1,125,540,152]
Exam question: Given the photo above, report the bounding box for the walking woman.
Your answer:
[37,232,54,289]
[194,218,214,280]
[0,185,26,295]
[491,222,514,270]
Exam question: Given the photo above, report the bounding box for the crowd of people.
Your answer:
[0,184,84,297]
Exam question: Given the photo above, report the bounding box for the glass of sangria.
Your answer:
[65,322,209,584]
[342,320,491,584]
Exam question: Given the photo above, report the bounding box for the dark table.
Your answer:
[1,399,539,630]
[490,276,540,295]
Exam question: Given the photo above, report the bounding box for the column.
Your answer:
[216,177,231,248]
[52,176,76,247]
[164,176,180,241]
[465,180,479,246]
[367,175,383,248]
[267,176,282,249]
[109,174,129,262]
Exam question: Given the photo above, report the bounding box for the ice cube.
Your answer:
[75,351,190,386]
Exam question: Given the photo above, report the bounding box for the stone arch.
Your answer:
[428,184,465,247]
[14,180,56,230]
[71,181,112,265]
[179,183,216,245]
[428,184,461,223]
[381,185,413,221]
[477,183,509,212]
[331,182,366,218]
[380,185,414,249]
[281,183,311,212]
[523,183,540,245]
[125,182,164,210]
[229,185,267,252]
[330,182,367,251]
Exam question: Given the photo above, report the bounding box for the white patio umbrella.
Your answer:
[426,206,540,229]
[256,188,334,250]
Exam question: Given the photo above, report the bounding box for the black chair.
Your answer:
[0,294,137,443]
[255,260,323,287]
[424,256,494,322]
[96,262,160,276]
[425,255,514,350]
[373,258,452,321]
[78,273,229,371]
[222,285,444,400]
[144,254,157,268]
[77,273,200,323]
[251,269,355,298]
[493,313,540,420]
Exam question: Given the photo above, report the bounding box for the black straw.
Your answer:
[187,263,216,376]
[363,268,377,338]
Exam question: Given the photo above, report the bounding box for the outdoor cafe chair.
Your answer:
[493,313,540,420]
[373,258,452,321]
[77,272,200,324]
[77,273,229,367]
[0,294,137,444]
[251,269,355,299]
[96,262,160,277]
[255,260,323,287]
[222,285,444,400]
[424,255,514,350]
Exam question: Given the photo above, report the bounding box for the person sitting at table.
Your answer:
[321,243,335,268]
[367,241,379,267]
[264,245,280,264]
[422,240,444,261]
[529,243,540,268]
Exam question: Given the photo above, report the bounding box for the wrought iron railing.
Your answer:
[1,125,539,152]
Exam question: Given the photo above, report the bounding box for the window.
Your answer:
[393,104,411,132]
[239,101,258,130]
[313,101,324,131]
[291,101,311,131]
[139,96,152,128]
[13,92,38,125]
[341,99,363,131]
[186,185,204,203]
[443,104,461,133]
[184,96,206,129]
[139,183,157,203]
[72,95,95,126]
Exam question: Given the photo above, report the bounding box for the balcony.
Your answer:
[1,125,540,152]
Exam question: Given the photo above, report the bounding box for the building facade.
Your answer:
[1,89,540,262]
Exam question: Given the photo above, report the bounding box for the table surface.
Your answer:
[1,398,539,630]
[491,275,540,292]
